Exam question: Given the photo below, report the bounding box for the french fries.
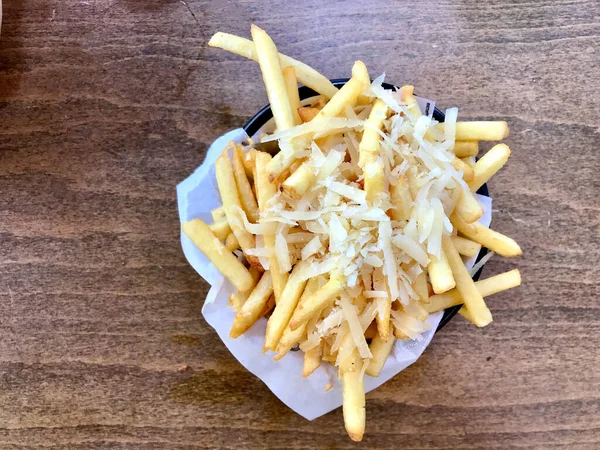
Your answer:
[453,218,523,257]
[468,143,511,192]
[283,66,302,126]
[453,141,479,157]
[182,219,254,292]
[185,26,524,442]
[438,121,509,141]
[442,235,492,327]
[230,271,274,338]
[251,25,296,132]
[425,269,521,313]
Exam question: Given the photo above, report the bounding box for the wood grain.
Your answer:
[1,0,599,448]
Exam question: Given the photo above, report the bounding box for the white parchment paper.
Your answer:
[177,128,492,420]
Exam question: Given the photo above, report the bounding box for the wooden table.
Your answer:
[1,1,599,448]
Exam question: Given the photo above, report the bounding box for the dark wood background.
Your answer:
[1,1,599,449]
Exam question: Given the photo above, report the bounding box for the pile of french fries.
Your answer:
[182,25,522,441]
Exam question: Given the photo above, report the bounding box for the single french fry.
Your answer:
[209,220,232,240]
[281,162,316,200]
[364,160,385,204]
[413,269,429,303]
[424,269,521,313]
[243,148,257,180]
[211,206,226,222]
[228,266,261,311]
[215,155,256,255]
[450,210,477,235]
[251,25,296,132]
[451,235,482,258]
[453,141,479,157]
[303,341,323,377]
[224,233,240,251]
[358,99,388,167]
[365,332,395,377]
[428,249,455,294]
[314,61,368,120]
[230,271,274,338]
[468,143,511,192]
[451,157,475,182]
[232,146,259,223]
[289,273,345,331]
[182,219,253,292]
[298,106,320,123]
[208,32,338,99]
[375,297,391,341]
[283,66,302,126]
[442,235,492,327]
[275,278,319,359]
[437,121,509,141]
[389,176,413,222]
[455,189,484,224]
[341,348,366,442]
[454,219,522,257]
[399,85,423,118]
[254,152,289,302]
[264,261,310,351]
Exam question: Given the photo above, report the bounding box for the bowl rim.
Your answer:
[243,79,489,332]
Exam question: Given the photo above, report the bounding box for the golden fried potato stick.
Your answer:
[282,66,302,126]
[209,219,232,240]
[461,157,476,168]
[453,217,522,257]
[468,143,511,192]
[289,272,345,331]
[281,163,316,200]
[230,271,274,338]
[437,121,509,141]
[303,341,323,378]
[228,266,261,311]
[314,61,369,120]
[182,219,254,292]
[455,189,484,224]
[453,141,479,157]
[451,157,475,182]
[428,249,456,294]
[275,277,319,360]
[424,269,521,313]
[254,152,289,302]
[224,233,240,252]
[365,332,396,377]
[232,146,259,223]
[243,148,257,180]
[399,85,423,118]
[341,347,366,442]
[251,25,296,132]
[215,155,256,253]
[442,235,492,327]
[208,32,338,99]
[264,260,310,351]
[451,235,482,258]
[358,99,389,167]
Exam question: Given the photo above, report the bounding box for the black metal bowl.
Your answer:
[243,79,489,332]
